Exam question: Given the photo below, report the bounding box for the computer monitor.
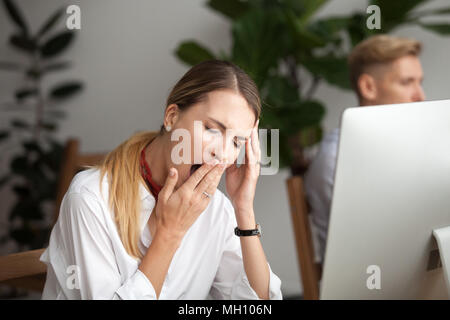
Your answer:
[320,99,450,299]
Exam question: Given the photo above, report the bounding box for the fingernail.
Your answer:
[169,168,176,176]
[212,159,219,165]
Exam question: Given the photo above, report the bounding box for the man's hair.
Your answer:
[348,35,422,96]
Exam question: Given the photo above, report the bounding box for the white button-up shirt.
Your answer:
[40,168,282,300]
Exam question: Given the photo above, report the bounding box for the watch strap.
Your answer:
[234,224,261,237]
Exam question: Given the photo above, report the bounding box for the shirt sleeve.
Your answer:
[304,130,339,262]
[52,191,157,300]
[208,200,282,300]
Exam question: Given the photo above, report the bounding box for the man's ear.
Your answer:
[358,73,378,103]
[164,104,180,128]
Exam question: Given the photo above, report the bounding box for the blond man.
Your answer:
[304,35,426,263]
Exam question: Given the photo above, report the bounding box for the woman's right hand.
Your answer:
[153,160,226,244]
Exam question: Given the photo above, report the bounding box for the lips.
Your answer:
[189,164,202,176]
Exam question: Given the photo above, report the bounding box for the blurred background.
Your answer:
[0,0,449,299]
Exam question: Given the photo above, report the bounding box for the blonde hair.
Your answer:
[96,60,261,260]
[348,35,422,96]
[97,131,158,260]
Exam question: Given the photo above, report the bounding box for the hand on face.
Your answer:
[154,160,226,243]
[225,119,260,215]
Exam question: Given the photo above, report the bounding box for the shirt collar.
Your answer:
[139,181,156,230]
[139,180,152,200]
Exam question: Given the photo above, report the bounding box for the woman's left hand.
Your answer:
[225,120,260,222]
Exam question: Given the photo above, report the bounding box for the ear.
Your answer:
[164,104,180,129]
[358,73,378,103]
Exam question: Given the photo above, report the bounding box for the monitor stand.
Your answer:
[433,226,450,297]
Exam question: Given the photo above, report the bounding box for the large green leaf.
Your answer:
[370,0,426,31]
[2,0,28,34]
[15,87,37,100]
[9,34,36,53]
[284,9,326,50]
[346,13,370,47]
[206,0,250,20]
[175,41,216,66]
[263,75,301,109]
[420,23,450,35]
[40,31,75,58]
[231,8,285,86]
[296,0,329,25]
[36,7,64,38]
[261,75,325,132]
[302,55,351,90]
[49,81,83,99]
[279,100,326,133]
[308,16,351,41]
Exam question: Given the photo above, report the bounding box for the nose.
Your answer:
[210,138,234,165]
[413,84,425,102]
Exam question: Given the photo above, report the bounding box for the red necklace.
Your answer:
[140,144,162,200]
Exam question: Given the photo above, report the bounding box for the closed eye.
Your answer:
[205,124,242,148]
[204,125,220,134]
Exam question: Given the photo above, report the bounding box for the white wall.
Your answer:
[1,0,449,297]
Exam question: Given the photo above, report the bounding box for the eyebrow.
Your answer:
[207,117,248,141]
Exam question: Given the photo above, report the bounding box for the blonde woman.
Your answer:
[40,60,282,300]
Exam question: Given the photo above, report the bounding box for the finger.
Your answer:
[250,126,261,162]
[194,163,226,196]
[159,167,178,202]
[226,159,238,173]
[245,135,256,165]
[183,160,218,191]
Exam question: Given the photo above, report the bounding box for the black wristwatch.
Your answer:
[234,224,262,237]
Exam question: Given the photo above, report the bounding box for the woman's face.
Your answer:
[166,89,256,188]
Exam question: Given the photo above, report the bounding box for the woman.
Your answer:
[40,60,282,300]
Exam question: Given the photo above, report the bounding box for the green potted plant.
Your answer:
[175,0,450,175]
[0,0,84,252]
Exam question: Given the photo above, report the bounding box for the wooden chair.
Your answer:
[286,175,322,300]
[0,249,47,293]
[0,133,160,294]
[52,139,107,225]
[0,138,108,293]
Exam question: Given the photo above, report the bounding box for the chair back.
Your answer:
[0,133,159,293]
[286,175,322,300]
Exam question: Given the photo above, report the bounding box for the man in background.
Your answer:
[304,35,426,263]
